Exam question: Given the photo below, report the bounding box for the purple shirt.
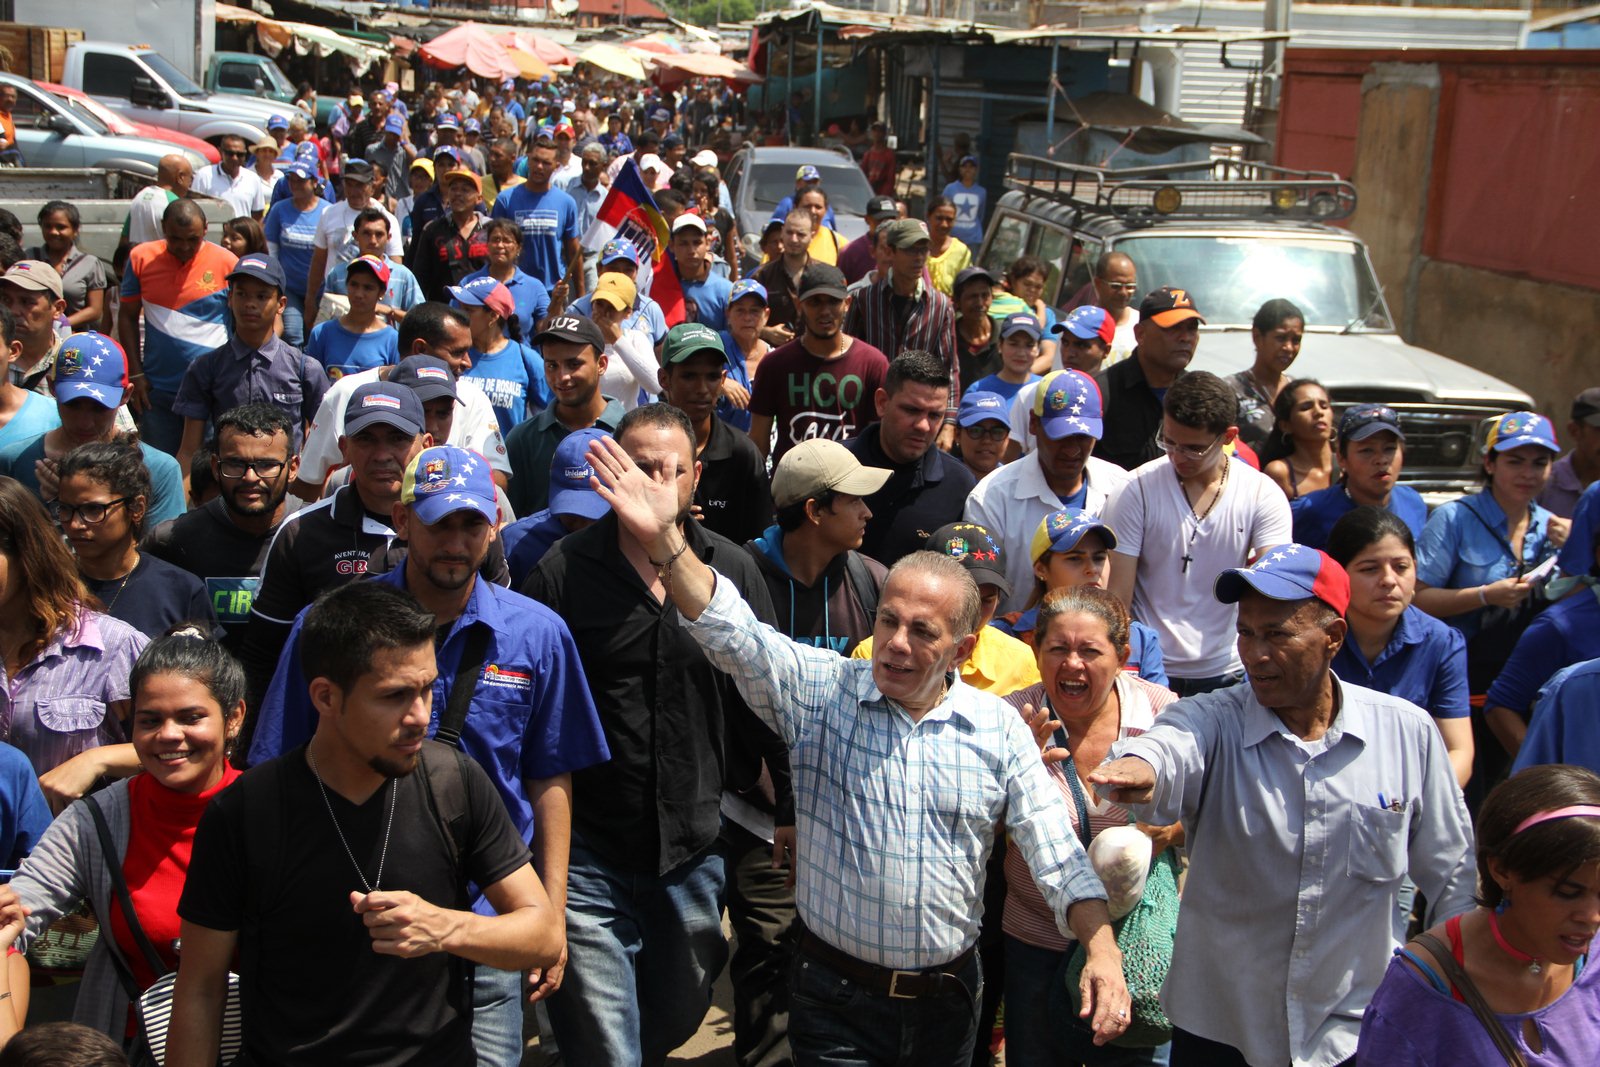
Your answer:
[1,611,147,776]
[1538,451,1589,519]
[1358,946,1600,1065]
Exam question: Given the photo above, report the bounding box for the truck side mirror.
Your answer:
[253,78,266,92]
[131,76,169,110]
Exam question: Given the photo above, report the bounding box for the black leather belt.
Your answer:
[796,925,975,1000]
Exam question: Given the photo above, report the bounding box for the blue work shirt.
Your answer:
[716,329,755,433]
[1513,657,1600,774]
[1290,484,1428,551]
[249,566,611,911]
[171,334,330,450]
[1331,605,1468,721]
[1484,585,1600,718]
[1416,490,1557,640]
[1559,479,1600,578]
[0,741,51,867]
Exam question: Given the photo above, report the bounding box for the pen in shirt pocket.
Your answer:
[1377,793,1406,813]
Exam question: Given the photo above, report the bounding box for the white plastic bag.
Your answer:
[1088,824,1152,920]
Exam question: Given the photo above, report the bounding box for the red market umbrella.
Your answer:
[419,23,520,81]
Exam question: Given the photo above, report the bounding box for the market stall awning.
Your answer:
[512,32,579,68]
[649,50,763,90]
[501,40,556,82]
[420,22,521,81]
[577,42,650,80]
[215,4,388,73]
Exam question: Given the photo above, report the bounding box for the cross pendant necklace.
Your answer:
[1179,460,1230,574]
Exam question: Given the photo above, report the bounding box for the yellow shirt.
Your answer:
[850,626,1040,697]
[765,227,843,268]
[927,238,972,296]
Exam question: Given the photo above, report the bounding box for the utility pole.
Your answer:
[1262,0,1289,110]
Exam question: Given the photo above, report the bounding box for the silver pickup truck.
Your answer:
[979,156,1534,502]
[1,168,229,269]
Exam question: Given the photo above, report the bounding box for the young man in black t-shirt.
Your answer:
[143,404,299,653]
[170,580,561,1067]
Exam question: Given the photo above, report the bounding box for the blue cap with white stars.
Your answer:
[1032,369,1103,441]
[52,332,128,409]
[1214,544,1350,616]
[401,445,498,525]
[1030,508,1118,562]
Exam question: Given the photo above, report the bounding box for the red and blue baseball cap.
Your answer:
[957,390,1008,428]
[1214,544,1350,616]
[999,312,1042,340]
[449,276,516,321]
[347,254,392,288]
[600,237,639,266]
[344,381,424,437]
[1033,369,1103,440]
[1055,305,1116,345]
[52,332,128,409]
[266,114,290,131]
[436,112,462,131]
[1484,411,1559,454]
[548,427,613,521]
[1030,507,1118,562]
[401,445,498,524]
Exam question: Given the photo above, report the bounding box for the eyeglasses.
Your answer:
[1159,434,1224,461]
[52,497,131,525]
[217,458,288,480]
[222,151,249,160]
[962,423,1010,442]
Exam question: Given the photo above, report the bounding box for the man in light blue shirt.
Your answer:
[1512,656,1600,774]
[582,431,1133,1066]
[1093,544,1475,1067]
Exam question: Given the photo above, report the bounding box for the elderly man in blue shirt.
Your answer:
[1093,544,1475,1067]
[582,432,1132,1066]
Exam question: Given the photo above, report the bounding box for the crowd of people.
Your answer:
[0,63,1592,1067]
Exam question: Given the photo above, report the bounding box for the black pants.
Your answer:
[971,834,1007,1066]
[721,820,799,1067]
[1170,1028,1353,1067]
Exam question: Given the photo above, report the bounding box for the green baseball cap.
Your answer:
[882,218,931,250]
[662,322,726,365]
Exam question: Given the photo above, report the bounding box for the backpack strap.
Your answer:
[435,624,493,750]
[85,793,170,981]
[843,551,880,625]
[417,742,473,889]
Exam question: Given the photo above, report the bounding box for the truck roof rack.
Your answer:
[1004,153,1357,224]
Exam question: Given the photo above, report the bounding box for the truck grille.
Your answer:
[1324,398,1520,499]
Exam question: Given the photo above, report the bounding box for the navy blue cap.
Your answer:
[226,253,285,290]
[344,381,424,437]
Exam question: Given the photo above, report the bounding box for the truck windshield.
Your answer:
[261,60,295,98]
[140,51,207,99]
[1115,233,1394,332]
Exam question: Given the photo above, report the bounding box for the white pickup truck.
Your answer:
[56,41,309,149]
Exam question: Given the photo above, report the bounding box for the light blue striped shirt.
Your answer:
[686,572,1105,969]
[1112,676,1476,1067]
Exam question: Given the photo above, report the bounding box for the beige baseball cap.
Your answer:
[771,439,891,509]
[1,260,63,300]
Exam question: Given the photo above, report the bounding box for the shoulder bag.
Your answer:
[1059,745,1179,1048]
[86,793,242,1067]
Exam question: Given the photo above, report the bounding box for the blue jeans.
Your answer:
[471,963,524,1067]
[282,291,307,349]
[137,388,184,456]
[788,946,981,1067]
[544,834,727,1067]
[1002,936,1165,1067]
[1167,672,1244,699]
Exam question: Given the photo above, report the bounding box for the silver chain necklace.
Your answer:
[307,751,397,894]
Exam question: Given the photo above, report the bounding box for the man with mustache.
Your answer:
[246,444,610,1064]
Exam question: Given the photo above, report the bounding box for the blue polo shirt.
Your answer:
[1512,658,1600,774]
[1484,586,1600,718]
[460,266,550,345]
[249,566,610,912]
[1290,483,1428,550]
[1331,605,1468,720]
